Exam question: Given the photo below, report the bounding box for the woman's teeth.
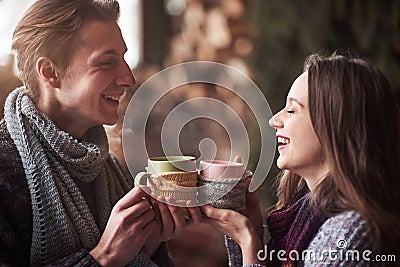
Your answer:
[278,137,290,145]
[104,95,121,101]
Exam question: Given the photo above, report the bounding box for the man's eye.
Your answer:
[101,61,113,66]
[98,59,116,67]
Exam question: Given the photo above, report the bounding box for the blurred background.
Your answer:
[1,0,399,266]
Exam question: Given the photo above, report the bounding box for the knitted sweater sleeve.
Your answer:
[0,119,32,266]
[224,212,372,267]
[48,247,171,267]
[0,120,100,267]
[224,228,266,267]
[302,211,372,266]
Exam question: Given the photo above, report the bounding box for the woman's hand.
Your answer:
[90,187,157,267]
[233,155,263,231]
[141,197,203,257]
[201,205,255,246]
[201,204,264,265]
[243,189,263,231]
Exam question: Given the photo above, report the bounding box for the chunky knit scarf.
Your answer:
[4,87,134,266]
[266,193,325,267]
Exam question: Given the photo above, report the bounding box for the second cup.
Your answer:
[198,159,250,211]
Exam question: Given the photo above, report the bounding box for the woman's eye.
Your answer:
[287,110,295,114]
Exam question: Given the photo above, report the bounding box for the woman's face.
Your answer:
[269,71,328,184]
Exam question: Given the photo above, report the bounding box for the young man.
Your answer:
[0,0,201,266]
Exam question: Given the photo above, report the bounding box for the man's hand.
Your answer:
[90,187,157,267]
[141,197,203,257]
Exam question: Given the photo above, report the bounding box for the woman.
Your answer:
[202,53,400,266]
[0,0,202,266]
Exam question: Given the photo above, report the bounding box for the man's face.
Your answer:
[57,19,135,130]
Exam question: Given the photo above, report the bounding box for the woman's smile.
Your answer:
[277,135,290,150]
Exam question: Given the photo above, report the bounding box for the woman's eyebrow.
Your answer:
[287,97,305,108]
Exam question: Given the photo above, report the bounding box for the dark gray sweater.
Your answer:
[0,119,172,266]
[225,211,374,266]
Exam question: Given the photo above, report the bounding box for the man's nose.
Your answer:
[117,60,136,88]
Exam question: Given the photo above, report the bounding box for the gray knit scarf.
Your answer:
[4,87,136,266]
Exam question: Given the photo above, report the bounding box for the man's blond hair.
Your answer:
[12,0,120,101]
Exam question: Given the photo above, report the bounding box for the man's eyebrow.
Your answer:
[88,50,117,62]
[89,48,127,64]
[95,47,128,58]
[100,49,119,56]
[287,97,304,107]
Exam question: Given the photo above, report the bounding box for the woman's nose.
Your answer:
[269,111,283,129]
[268,116,275,129]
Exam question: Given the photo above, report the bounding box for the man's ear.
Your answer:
[35,57,61,88]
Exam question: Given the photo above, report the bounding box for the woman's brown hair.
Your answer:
[276,53,400,255]
[12,0,120,101]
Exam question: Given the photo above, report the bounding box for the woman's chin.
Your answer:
[276,158,285,170]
